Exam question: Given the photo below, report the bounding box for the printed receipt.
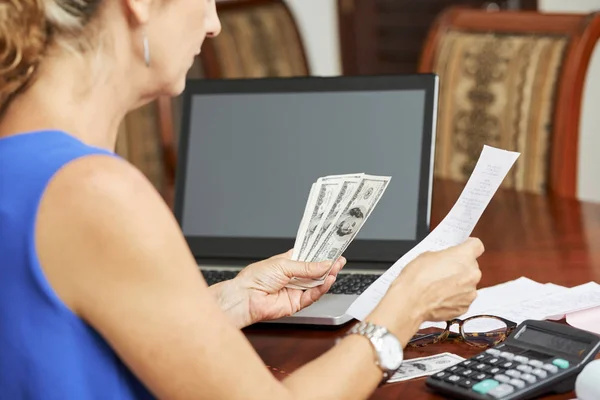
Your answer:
[346,145,520,321]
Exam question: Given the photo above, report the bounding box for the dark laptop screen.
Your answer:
[175,75,437,267]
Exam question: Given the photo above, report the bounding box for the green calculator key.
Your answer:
[472,379,500,394]
[552,359,570,369]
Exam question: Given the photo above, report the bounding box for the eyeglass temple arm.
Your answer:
[408,332,444,343]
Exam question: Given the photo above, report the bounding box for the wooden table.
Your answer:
[243,179,600,399]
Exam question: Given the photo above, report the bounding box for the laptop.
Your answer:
[174,74,439,326]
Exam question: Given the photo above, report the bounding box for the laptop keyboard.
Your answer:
[329,274,381,295]
[201,269,239,286]
[201,269,380,295]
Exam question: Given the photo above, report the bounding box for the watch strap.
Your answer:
[347,321,389,341]
[345,321,398,384]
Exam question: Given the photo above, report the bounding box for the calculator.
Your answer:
[425,319,600,399]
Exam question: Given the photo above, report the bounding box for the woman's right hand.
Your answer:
[367,238,484,341]
[396,237,484,322]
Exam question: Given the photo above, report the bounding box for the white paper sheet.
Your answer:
[485,281,600,325]
[419,277,567,331]
[346,145,520,321]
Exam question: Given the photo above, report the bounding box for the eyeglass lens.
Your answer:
[409,316,509,347]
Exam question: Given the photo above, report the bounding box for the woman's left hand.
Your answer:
[214,251,346,327]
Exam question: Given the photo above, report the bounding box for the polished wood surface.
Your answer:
[419,8,600,198]
[243,178,600,399]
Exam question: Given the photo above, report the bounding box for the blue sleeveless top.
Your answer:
[0,130,155,399]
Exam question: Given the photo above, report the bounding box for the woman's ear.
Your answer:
[122,0,154,25]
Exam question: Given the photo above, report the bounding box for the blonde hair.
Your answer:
[0,0,103,113]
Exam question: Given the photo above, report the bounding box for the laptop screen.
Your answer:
[175,75,438,268]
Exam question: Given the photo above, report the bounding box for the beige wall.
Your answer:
[283,0,341,76]
[538,0,600,203]
[284,0,600,202]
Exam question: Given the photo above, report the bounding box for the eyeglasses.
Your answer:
[408,315,517,348]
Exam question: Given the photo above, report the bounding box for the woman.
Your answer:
[0,0,484,399]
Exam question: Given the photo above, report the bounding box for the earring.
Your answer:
[143,34,151,67]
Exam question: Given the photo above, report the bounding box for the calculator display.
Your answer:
[516,327,589,357]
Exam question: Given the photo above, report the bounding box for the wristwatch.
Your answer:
[346,321,404,384]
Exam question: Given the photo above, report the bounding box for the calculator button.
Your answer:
[474,354,489,361]
[494,374,511,383]
[505,370,521,379]
[486,349,501,356]
[488,383,515,398]
[501,361,515,369]
[474,363,488,371]
[528,359,544,368]
[520,373,537,384]
[474,373,490,381]
[514,356,529,364]
[542,363,559,374]
[509,379,526,389]
[447,365,463,373]
[472,379,500,394]
[460,369,474,377]
[516,365,533,373]
[532,368,548,379]
[485,366,503,375]
[500,352,515,360]
[461,360,475,367]
[552,358,570,369]
[445,375,462,383]
[432,371,449,380]
[487,357,502,365]
[458,378,475,388]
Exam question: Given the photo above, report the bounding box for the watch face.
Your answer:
[379,334,403,370]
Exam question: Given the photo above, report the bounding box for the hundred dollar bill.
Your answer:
[291,177,340,261]
[308,175,391,262]
[300,173,364,260]
[387,353,464,383]
[290,182,317,261]
[292,175,390,288]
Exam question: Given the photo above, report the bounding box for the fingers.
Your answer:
[446,237,485,258]
[463,237,485,257]
[328,256,346,277]
[469,262,483,285]
[279,256,346,280]
[270,249,294,260]
[279,259,332,279]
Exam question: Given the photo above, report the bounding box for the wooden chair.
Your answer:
[118,0,310,207]
[337,0,538,76]
[200,0,310,79]
[418,7,600,198]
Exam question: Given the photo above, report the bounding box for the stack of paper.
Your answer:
[419,278,600,332]
[485,281,600,325]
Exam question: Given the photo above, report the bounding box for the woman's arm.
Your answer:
[35,155,425,400]
[207,280,251,328]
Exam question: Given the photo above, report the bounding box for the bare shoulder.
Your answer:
[42,153,169,222]
[35,153,195,315]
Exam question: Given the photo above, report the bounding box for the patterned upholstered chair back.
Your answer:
[115,0,309,207]
[201,0,309,79]
[419,8,600,197]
